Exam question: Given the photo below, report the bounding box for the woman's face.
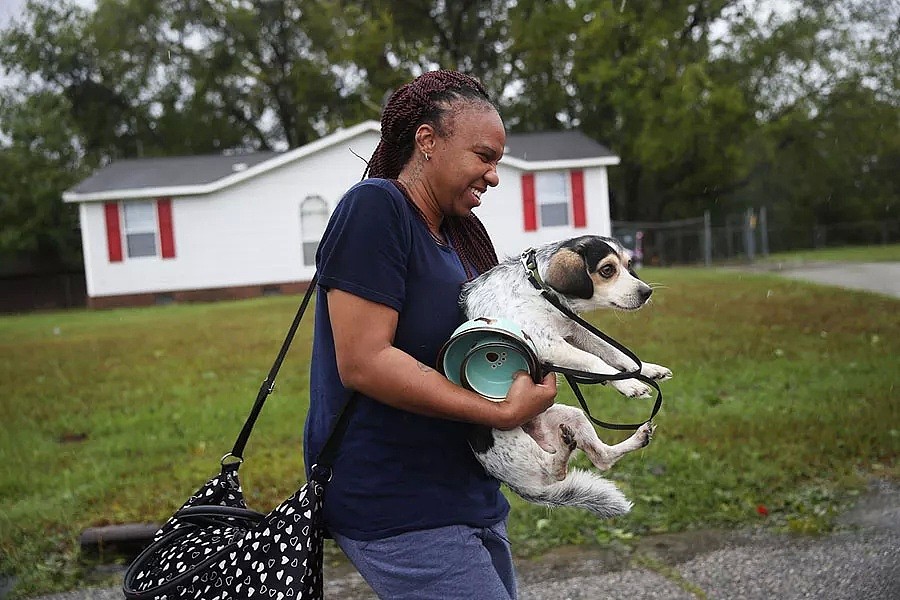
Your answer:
[428,105,506,218]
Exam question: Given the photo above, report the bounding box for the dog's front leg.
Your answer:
[565,327,672,381]
[543,341,652,398]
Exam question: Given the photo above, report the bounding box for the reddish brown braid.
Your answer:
[364,70,499,279]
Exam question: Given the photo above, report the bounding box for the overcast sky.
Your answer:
[0,0,95,30]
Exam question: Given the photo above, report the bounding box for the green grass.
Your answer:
[759,243,900,263]
[1,267,898,597]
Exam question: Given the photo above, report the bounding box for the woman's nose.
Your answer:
[485,165,499,187]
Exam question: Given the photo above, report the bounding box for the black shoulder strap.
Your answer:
[230,272,345,460]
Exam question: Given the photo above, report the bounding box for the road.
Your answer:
[756,260,900,299]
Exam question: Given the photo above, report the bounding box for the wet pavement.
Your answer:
[744,260,900,299]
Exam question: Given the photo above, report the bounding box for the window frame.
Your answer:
[534,170,572,228]
[121,200,159,259]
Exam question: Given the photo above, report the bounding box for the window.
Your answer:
[123,201,158,258]
[300,195,328,266]
[535,172,570,227]
[521,170,587,231]
[104,198,175,262]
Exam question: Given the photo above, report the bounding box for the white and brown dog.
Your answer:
[459,235,672,518]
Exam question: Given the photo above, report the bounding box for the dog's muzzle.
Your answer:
[436,317,542,401]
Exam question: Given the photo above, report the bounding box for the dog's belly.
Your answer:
[470,426,560,488]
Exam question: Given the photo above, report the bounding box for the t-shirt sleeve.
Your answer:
[315,182,409,312]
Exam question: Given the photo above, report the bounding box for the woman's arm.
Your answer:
[328,288,556,430]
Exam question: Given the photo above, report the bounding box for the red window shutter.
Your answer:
[521,173,537,231]
[104,202,123,262]
[157,197,176,259]
[570,170,586,228]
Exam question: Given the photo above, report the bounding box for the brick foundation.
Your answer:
[87,281,313,309]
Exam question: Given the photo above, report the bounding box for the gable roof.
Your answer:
[504,130,617,162]
[63,120,619,202]
[69,152,280,196]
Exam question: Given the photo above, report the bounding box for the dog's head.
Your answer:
[541,235,651,311]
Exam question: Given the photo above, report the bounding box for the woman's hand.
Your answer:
[492,371,557,430]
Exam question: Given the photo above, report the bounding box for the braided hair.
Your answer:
[364,70,499,279]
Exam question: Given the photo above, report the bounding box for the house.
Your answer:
[62,121,619,308]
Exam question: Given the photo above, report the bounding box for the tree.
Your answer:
[717,0,900,230]
[569,0,756,221]
[0,90,85,267]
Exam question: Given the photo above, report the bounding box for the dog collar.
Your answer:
[520,248,545,290]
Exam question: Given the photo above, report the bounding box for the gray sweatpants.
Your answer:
[332,520,517,599]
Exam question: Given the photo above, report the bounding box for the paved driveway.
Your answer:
[770,261,900,298]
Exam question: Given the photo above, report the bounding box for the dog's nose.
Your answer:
[639,286,652,303]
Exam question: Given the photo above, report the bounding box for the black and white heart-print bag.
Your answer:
[124,274,354,599]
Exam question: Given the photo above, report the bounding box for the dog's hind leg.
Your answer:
[551,405,655,471]
[521,414,578,481]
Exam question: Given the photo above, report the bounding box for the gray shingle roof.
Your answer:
[65,127,615,197]
[503,130,615,162]
[69,152,279,194]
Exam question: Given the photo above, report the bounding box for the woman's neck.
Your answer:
[395,176,445,242]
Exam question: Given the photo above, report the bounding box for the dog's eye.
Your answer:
[599,264,616,279]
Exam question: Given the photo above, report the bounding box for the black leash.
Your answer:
[520,248,663,431]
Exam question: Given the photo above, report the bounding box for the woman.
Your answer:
[303,70,557,599]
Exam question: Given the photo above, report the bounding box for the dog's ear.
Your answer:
[544,248,594,299]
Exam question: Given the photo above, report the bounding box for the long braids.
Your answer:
[364,70,499,279]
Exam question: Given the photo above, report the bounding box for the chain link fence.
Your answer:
[614,211,900,267]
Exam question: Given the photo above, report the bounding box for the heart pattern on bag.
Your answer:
[124,463,327,600]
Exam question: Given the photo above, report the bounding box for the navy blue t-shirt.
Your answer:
[303,178,509,540]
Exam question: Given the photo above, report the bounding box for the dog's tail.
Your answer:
[509,469,632,519]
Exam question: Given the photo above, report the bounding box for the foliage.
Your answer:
[0,267,898,596]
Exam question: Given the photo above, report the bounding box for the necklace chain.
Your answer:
[393,179,447,246]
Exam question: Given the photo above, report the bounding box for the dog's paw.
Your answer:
[559,423,577,451]
[636,421,656,448]
[611,378,652,398]
[641,362,672,381]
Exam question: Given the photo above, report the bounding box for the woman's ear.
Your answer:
[414,123,437,158]
[544,249,593,299]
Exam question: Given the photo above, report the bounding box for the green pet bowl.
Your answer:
[437,317,541,400]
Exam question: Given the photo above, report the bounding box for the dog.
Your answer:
[458,235,672,518]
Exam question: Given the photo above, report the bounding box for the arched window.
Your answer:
[300,195,328,266]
